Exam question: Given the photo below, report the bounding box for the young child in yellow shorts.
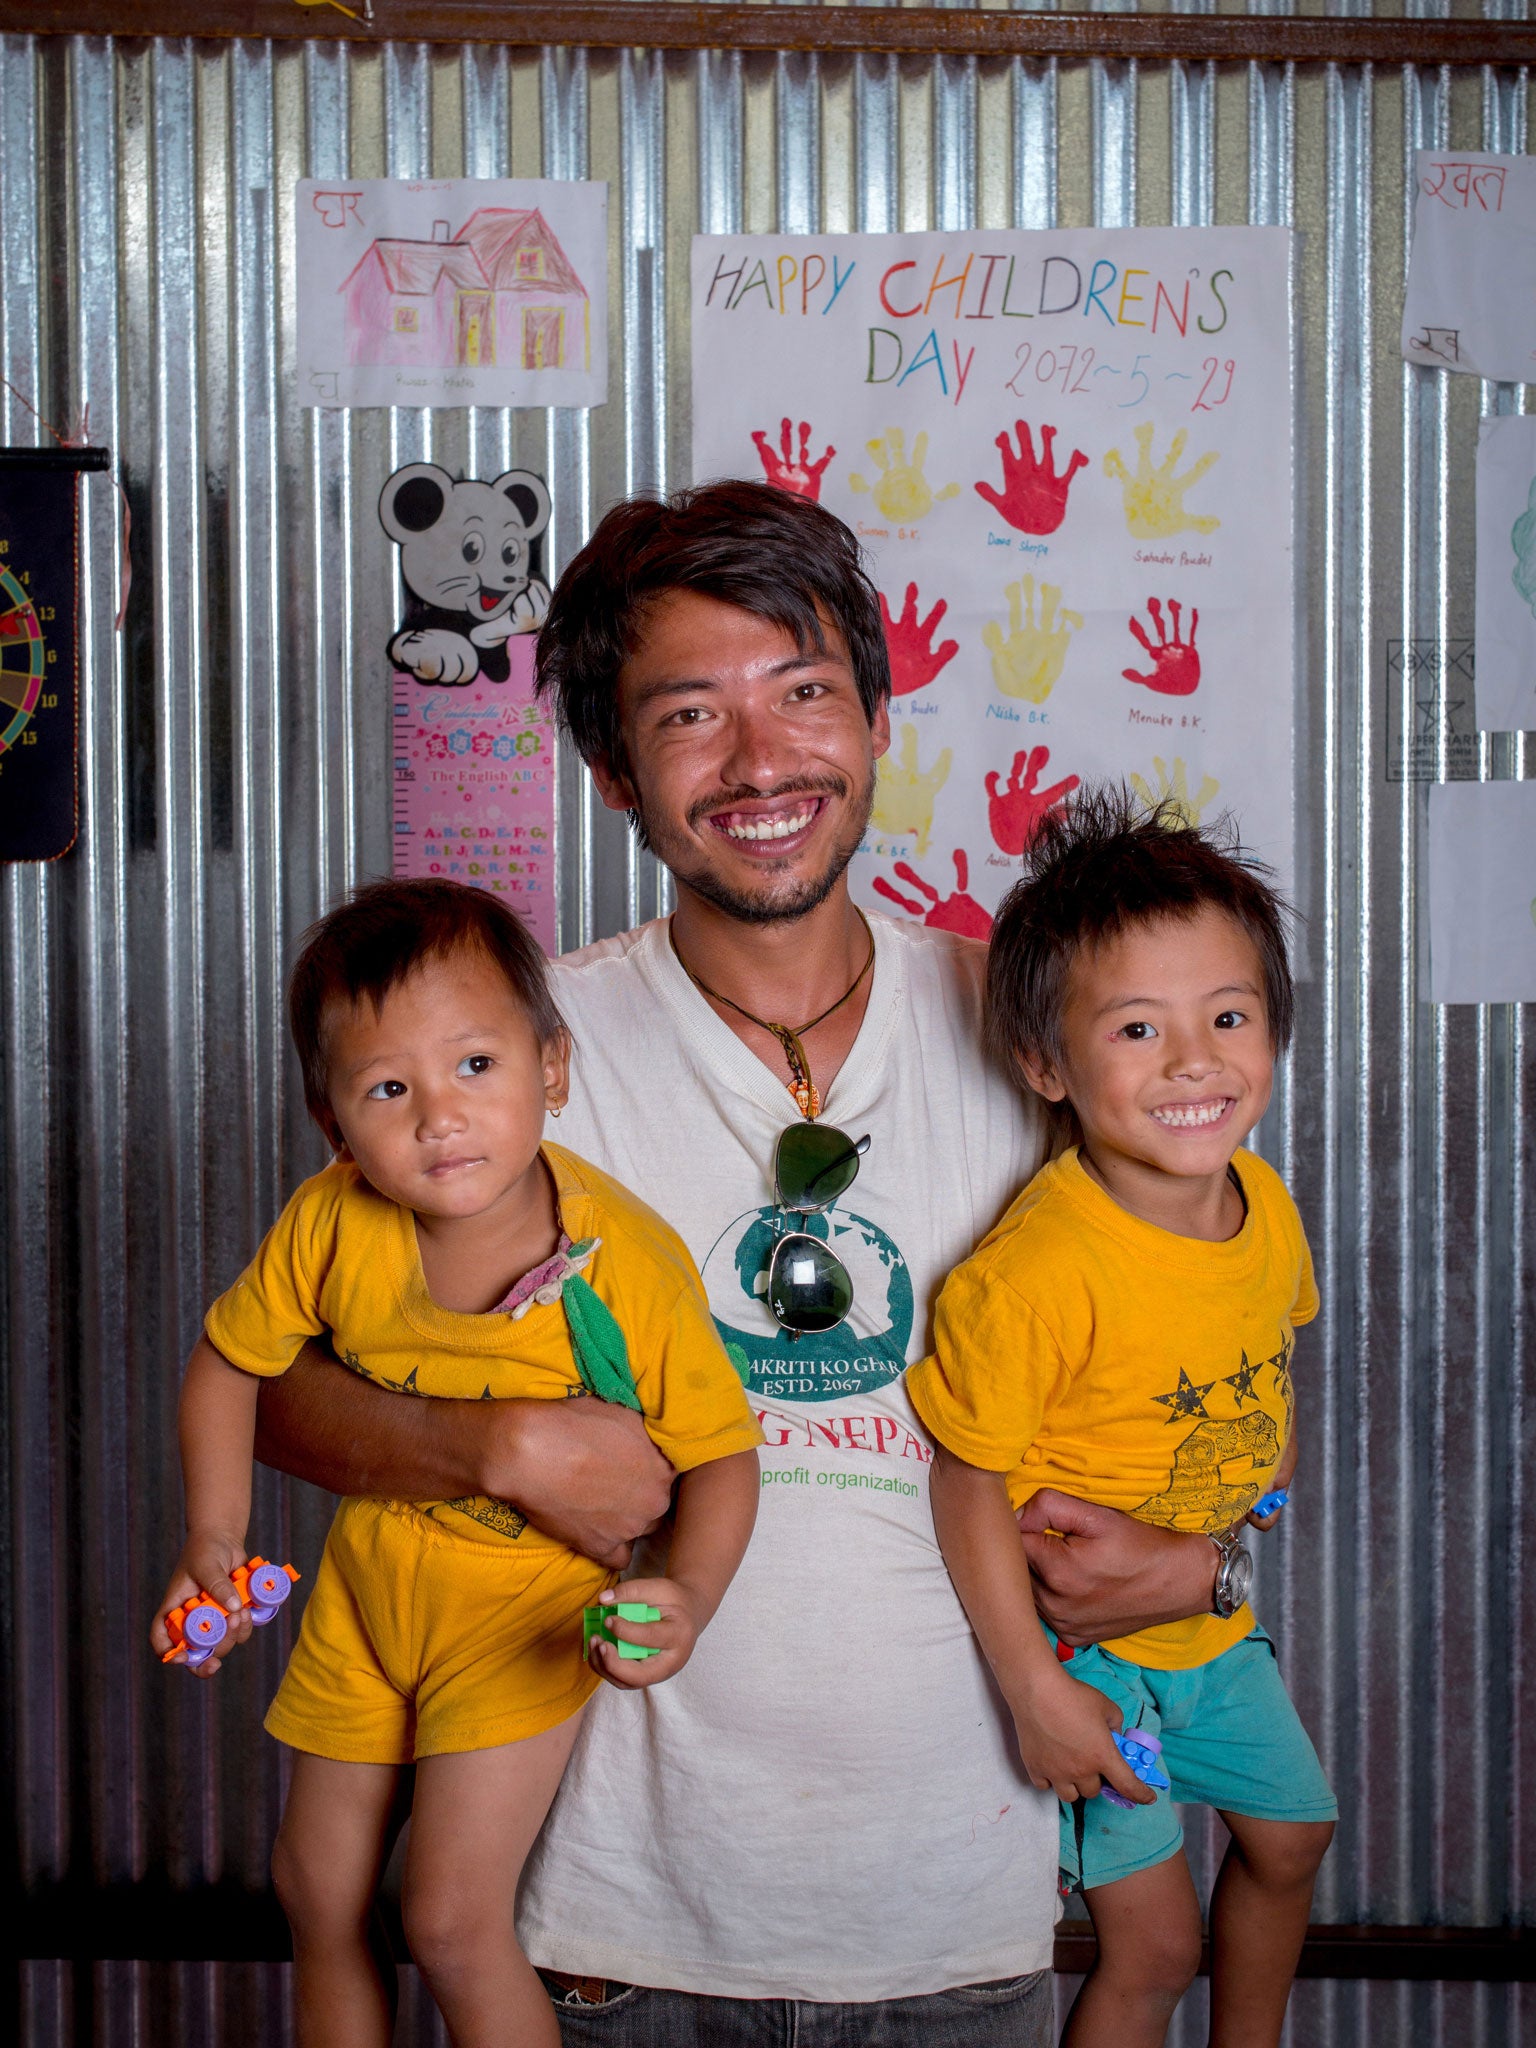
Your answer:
[150,879,762,2048]
[907,788,1335,2048]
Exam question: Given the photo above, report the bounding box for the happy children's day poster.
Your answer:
[692,227,1296,935]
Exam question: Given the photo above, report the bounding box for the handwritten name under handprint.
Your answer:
[752,418,836,503]
[974,420,1088,537]
[1131,756,1221,828]
[1105,423,1220,541]
[984,575,1083,705]
[880,582,959,697]
[1123,598,1201,696]
[985,747,1080,857]
[850,429,960,524]
[871,850,993,940]
[872,724,952,856]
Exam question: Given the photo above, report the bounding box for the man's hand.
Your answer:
[485,1400,675,1570]
[1018,1489,1217,1647]
[255,1348,676,1571]
[586,1577,703,1690]
[1009,1661,1153,1807]
[149,1531,254,1678]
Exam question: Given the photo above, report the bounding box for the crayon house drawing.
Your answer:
[339,208,590,373]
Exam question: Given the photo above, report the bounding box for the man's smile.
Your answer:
[707,796,827,849]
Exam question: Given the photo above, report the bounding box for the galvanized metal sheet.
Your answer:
[1,22,1530,2045]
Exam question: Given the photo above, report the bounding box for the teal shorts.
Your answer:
[1053,1626,1337,1893]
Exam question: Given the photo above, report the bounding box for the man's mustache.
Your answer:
[687,777,850,832]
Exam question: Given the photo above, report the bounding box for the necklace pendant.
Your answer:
[789,1077,821,1120]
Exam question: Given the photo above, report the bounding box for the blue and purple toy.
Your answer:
[1101,1729,1171,1809]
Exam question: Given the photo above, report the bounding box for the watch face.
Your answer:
[1229,1546,1254,1607]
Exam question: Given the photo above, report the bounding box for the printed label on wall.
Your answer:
[691,226,1297,932]
[392,635,557,953]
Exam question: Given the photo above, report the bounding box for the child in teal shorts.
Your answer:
[908,788,1335,2048]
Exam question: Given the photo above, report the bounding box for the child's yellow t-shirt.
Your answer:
[206,1141,763,1534]
[905,1146,1318,1670]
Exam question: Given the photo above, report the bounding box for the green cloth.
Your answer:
[562,1271,642,1412]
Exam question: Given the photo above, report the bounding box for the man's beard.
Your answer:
[630,768,876,927]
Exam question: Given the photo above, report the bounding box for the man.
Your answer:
[255,482,1220,2044]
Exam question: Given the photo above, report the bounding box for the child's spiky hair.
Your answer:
[984,784,1296,1084]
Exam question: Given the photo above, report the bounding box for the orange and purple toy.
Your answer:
[162,1557,301,1669]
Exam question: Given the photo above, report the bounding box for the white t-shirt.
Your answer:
[516,909,1056,2001]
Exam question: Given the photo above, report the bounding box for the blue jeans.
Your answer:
[542,1971,1054,2046]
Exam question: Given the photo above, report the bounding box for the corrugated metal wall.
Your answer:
[1,14,1531,2044]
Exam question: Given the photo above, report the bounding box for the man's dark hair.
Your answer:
[288,878,566,1129]
[535,480,891,771]
[985,785,1296,1090]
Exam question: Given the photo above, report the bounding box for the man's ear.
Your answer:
[869,694,892,764]
[1017,1050,1069,1104]
[588,750,638,817]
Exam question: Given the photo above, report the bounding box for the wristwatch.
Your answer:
[1209,1529,1253,1619]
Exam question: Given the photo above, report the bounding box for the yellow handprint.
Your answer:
[1104,422,1220,540]
[983,575,1083,705]
[1130,756,1221,828]
[872,722,952,855]
[849,428,960,524]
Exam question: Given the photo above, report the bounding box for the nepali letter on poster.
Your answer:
[691,229,1296,932]
[297,178,608,410]
[392,636,557,955]
[1475,414,1536,732]
[1401,151,1536,383]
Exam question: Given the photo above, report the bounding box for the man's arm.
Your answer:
[1019,1489,1220,1647]
[254,1343,675,1569]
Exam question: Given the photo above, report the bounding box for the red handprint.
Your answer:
[871,851,993,940]
[974,421,1089,537]
[751,418,836,502]
[985,747,1080,857]
[1123,598,1201,696]
[879,583,960,697]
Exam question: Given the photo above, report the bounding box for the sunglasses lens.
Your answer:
[767,1232,854,1335]
[775,1124,868,1213]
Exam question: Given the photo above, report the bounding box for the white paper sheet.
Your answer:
[1427,781,1536,1002]
[691,227,1296,930]
[1401,151,1536,384]
[295,178,607,409]
[1474,415,1536,732]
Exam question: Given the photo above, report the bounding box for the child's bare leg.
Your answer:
[271,1754,403,2048]
[1062,1852,1203,2048]
[402,1710,585,2048]
[1207,1813,1334,2048]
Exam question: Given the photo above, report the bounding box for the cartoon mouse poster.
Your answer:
[380,461,552,686]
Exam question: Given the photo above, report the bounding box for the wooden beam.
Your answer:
[2,3,1533,69]
[1055,1923,1536,1983]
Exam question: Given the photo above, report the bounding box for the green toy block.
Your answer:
[583,1601,662,1661]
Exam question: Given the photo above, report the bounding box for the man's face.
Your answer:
[591,590,890,925]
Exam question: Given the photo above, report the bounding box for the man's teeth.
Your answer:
[1151,1100,1230,1129]
[721,806,816,842]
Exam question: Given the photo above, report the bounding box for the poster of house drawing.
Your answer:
[1474,416,1536,732]
[1401,151,1536,384]
[692,227,1295,931]
[297,179,607,409]
[1427,781,1536,1003]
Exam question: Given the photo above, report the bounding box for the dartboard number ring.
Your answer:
[0,560,51,758]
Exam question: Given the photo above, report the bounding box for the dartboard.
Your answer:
[0,562,45,756]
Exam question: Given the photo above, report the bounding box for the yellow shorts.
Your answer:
[264,1497,613,1765]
